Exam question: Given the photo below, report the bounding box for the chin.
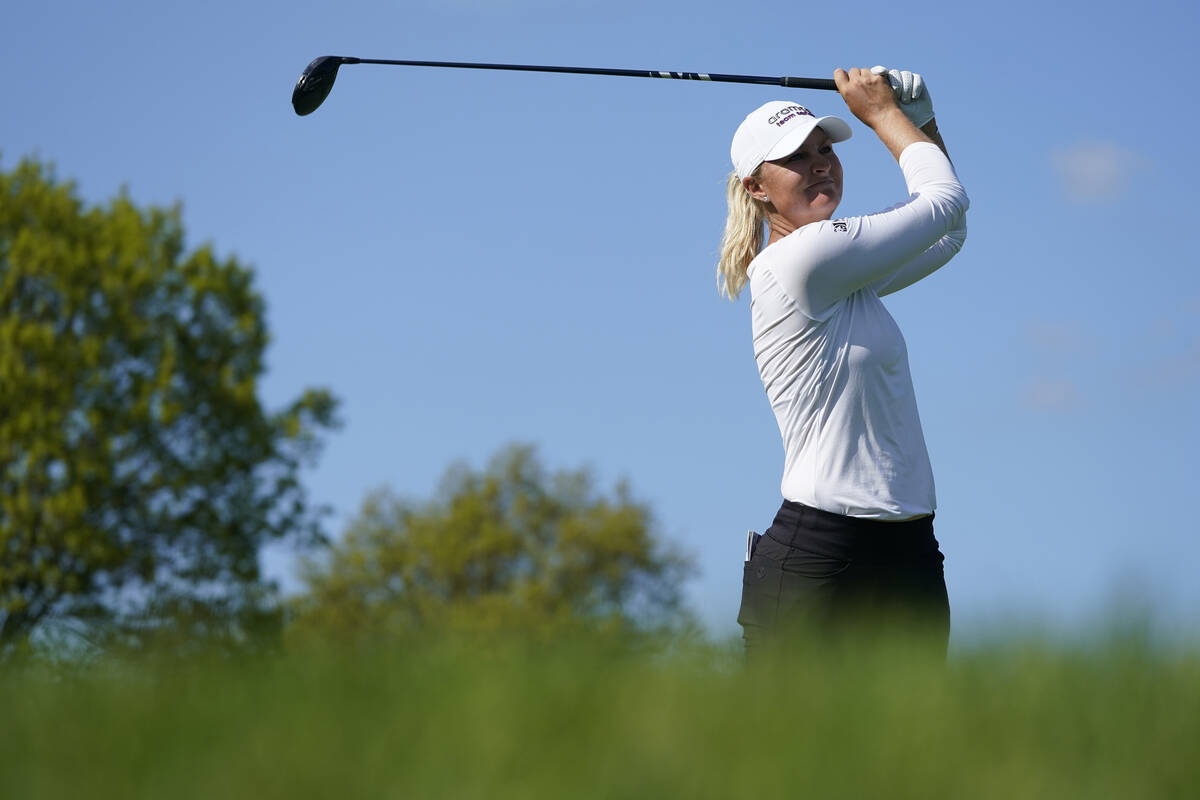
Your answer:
[818,199,840,219]
[812,189,840,213]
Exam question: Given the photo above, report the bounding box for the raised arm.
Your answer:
[757,69,967,317]
[869,70,966,295]
[761,145,967,317]
[837,66,966,299]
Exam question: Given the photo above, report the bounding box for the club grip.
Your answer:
[781,76,838,91]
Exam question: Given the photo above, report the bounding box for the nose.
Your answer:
[811,152,830,173]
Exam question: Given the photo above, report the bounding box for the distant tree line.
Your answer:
[289,443,693,646]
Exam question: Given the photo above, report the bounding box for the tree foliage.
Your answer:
[291,444,694,641]
[0,157,339,647]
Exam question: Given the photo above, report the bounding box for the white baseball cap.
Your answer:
[730,100,853,180]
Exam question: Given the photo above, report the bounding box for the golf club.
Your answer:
[291,56,839,116]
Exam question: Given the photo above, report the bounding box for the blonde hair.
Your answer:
[716,168,766,301]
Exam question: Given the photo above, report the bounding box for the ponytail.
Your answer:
[716,169,766,301]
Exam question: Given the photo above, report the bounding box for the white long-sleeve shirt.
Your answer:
[747,141,969,520]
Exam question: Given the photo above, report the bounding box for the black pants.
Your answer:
[737,500,950,659]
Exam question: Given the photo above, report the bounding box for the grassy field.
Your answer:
[3,631,1198,799]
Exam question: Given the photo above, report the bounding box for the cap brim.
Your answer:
[762,115,853,163]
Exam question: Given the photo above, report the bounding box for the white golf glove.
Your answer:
[871,66,934,127]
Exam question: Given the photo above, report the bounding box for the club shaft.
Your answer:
[346,57,837,91]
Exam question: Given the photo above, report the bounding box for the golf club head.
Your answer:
[292,56,358,116]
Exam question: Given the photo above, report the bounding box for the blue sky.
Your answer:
[6,0,1198,640]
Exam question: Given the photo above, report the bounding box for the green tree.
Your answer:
[290,444,694,642]
[0,157,339,649]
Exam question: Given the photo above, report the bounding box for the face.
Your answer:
[744,128,843,237]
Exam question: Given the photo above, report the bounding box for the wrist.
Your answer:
[870,107,930,161]
[867,106,910,131]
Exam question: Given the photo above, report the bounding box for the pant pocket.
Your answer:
[779,547,853,580]
[736,559,783,630]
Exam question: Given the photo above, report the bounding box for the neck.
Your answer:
[765,213,799,246]
[765,208,836,245]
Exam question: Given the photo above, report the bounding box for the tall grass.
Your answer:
[2,631,1197,799]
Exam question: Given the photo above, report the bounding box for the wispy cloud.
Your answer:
[1018,311,1199,413]
[1023,376,1084,412]
[1122,300,1200,390]
[1020,320,1095,413]
[1130,338,1200,389]
[1050,141,1151,202]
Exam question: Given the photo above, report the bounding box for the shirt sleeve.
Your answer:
[871,216,967,297]
[761,141,969,319]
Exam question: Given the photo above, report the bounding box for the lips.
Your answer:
[808,178,835,190]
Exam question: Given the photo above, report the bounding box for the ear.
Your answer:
[741,175,768,204]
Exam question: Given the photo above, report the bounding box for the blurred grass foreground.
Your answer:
[3,631,1198,799]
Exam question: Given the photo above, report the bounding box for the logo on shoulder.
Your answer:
[832,220,848,232]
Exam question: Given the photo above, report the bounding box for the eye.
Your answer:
[819,145,834,155]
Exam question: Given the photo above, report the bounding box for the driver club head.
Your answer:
[291,56,358,116]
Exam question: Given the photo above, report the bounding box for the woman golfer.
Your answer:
[720,67,968,657]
